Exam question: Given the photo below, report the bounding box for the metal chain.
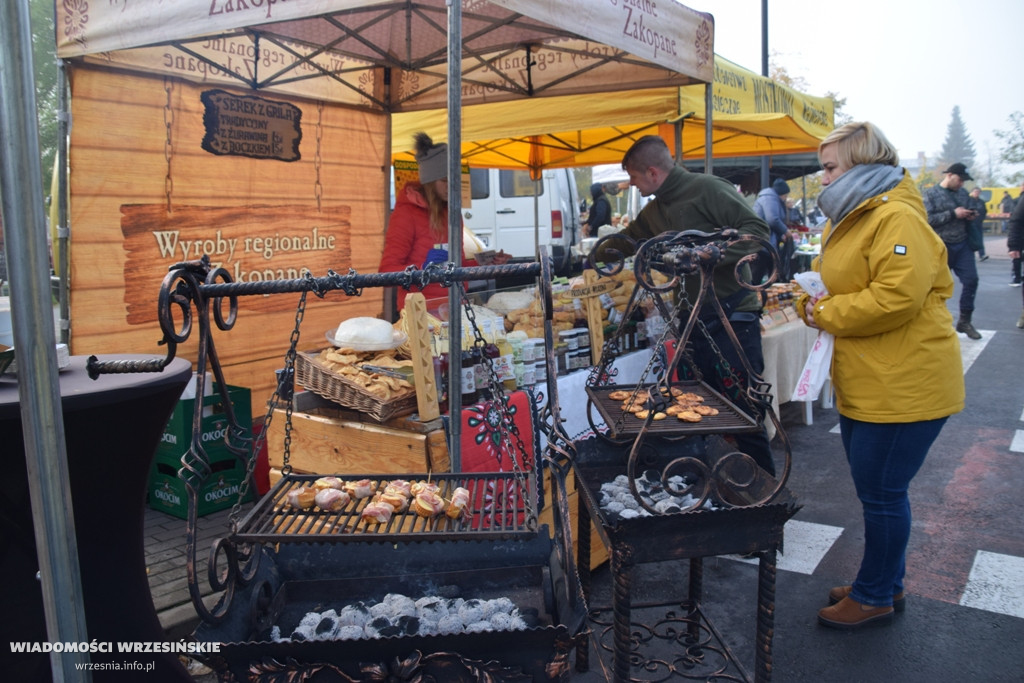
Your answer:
[163,77,174,214]
[458,289,536,524]
[228,288,309,532]
[314,100,323,212]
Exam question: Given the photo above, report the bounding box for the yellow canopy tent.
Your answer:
[392,55,833,170]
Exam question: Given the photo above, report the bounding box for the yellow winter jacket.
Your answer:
[795,172,964,423]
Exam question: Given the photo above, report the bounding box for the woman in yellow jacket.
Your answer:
[796,122,964,630]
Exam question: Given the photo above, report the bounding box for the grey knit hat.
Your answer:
[414,132,448,184]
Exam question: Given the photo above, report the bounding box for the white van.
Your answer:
[461,168,582,274]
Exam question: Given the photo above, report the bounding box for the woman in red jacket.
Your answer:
[379,132,506,311]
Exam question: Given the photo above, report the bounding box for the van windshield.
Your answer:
[499,170,544,198]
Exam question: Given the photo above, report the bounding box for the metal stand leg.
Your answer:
[575,491,593,673]
[754,549,778,683]
[611,545,635,683]
[687,557,703,640]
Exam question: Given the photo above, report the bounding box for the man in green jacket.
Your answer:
[610,136,775,475]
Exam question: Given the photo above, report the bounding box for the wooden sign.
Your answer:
[120,204,351,324]
[201,90,302,161]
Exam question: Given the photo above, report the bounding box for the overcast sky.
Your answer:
[685,0,1023,179]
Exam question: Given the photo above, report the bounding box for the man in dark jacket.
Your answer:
[923,162,982,339]
[752,177,794,282]
[583,183,612,237]
[966,187,988,261]
[1004,180,1024,327]
[601,136,775,475]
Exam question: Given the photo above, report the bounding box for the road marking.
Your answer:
[727,519,843,575]
[958,330,992,374]
[959,550,1024,619]
[1011,430,1024,453]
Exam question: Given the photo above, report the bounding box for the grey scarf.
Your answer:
[818,164,904,226]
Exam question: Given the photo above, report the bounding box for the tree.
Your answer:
[938,106,976,171]
[30,0,60,203]
[994,111,1024,184]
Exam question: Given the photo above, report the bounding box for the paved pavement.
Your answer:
[149,235,1024,681]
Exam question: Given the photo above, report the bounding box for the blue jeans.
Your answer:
[840,415,947,607]
[946,239,978,313]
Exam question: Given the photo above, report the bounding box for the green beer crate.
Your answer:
[147,383,253,519]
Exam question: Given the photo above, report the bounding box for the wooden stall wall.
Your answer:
[68,65,390,416]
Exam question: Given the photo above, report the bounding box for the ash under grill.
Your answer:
[233,472,536,544]
[587,380,759,438]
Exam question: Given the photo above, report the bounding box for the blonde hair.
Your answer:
[819,122,900,169]
[420,179,449,240]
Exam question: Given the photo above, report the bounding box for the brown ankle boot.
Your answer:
[828,585,905,612]
[818,596,894,630]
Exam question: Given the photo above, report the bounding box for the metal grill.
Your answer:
[232,472,537,544]
[587,380,759,439]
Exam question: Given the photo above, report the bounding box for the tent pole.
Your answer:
[0,1,91,678]
[447,0,463,472]
[704,83,713,175]
[759,0,770,189]
[57,61,70,346]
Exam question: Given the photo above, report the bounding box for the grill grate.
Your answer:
[231,472,537,544]
[587,380,759,438]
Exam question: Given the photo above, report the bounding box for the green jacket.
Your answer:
[796,171,964,423]
[612,167,769,314]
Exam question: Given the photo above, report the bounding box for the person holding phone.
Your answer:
[922,162,982,339]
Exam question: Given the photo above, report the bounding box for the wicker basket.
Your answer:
[295,351,417,422]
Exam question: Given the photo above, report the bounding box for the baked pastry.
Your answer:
[314,487,350,512]
[410,481,440,497]
[287,486,316,510]
[313,476,344,491]
[412,491,445,517]
[446,486,471,520]
[608,390,632,401]
[379,490,410,512]
[345,478,375,499]
[677,410,703,422]
[361,500,393,524]
[692,405,719,416]
[386,479,412,497]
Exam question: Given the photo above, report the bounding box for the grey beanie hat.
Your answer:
[414,132,448,184]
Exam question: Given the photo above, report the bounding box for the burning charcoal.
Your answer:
[415,596,448,621]
[489,612,516,630]
[369,601,390,619]
[315,615,338,637]
[465,620,493,633]
[339,603,371,628]
[290,630,308,642]
[437,614,463,635]
[641,469,661,485]
[457,599,485,625]
[336,625,364,640]
[654,499,682,514]
[488,597,517,616]
[383,593,417,618]
[446,597,465,614]
[297,611,323,630]
[270,625,285,642]
[619,508,642,519]
[396,615,420,636]
[604,500,625,514]
[364,616,393,639]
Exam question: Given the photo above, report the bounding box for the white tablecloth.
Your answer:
[540,348,654,444]
[760,318,820,439]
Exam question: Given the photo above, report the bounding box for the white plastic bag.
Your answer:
[790,271,832,402]
[791,330,834,401]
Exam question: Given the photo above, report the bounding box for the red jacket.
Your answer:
[379,182,471,310]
